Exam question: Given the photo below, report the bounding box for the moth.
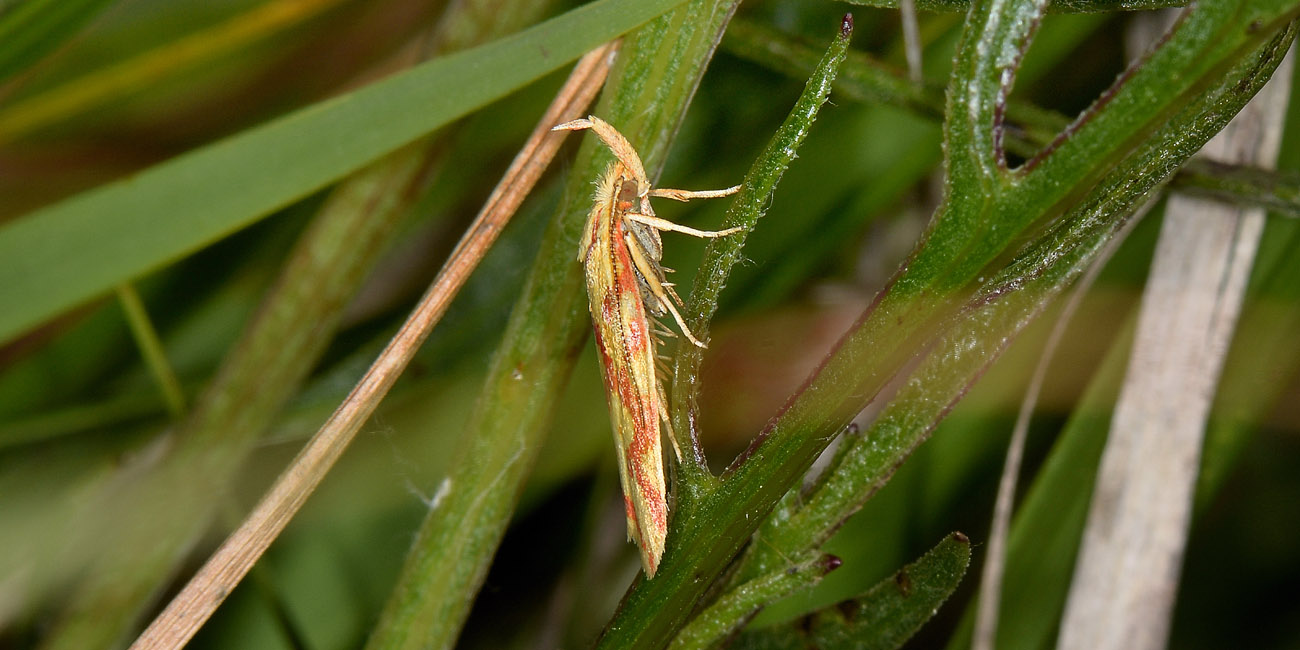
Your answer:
[552,116,741,577]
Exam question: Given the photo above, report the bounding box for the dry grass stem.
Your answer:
[971,197,1152,650]
[899,0,922,83]
[126,40,618,650]
[1057,29,1292,650]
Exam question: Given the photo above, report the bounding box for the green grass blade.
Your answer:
[114,283,186,417]
[0,0,117,83]
[0,0,690,345]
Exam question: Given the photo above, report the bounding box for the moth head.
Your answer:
[616,178,640,212]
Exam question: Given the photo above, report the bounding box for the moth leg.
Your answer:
[625,212,745,239]
[657,383,683,461]
[648,185,743,202]
[624,231,706,348]
[658,290,704,348]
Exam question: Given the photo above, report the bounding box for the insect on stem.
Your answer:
[554,115,741,576]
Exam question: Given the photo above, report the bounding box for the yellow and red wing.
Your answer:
[581,165,668,577]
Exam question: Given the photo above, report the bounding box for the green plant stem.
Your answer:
[729,0,1051,585]
[1172,160,1300,218]
[363,2,744,648]
[737,0,1298,585]
[115,283,186,418]
[601,0,1299,645]
[598,17,852,648]
[669,550,835,650]
[671,15,854,474]
[723,18,1300,223]
[841,0,1188,12]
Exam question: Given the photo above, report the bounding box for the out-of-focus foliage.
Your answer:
[1,0,1298,649]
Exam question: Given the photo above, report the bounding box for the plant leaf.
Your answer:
[733,533,971,650]
[669,550,838,650]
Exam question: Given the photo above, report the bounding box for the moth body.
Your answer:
[553,115,741,577]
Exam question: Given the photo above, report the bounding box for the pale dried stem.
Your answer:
[899,0,922,83]
[126,41,618,650]
[972,197,1152,650]
[1057,20,1292,650]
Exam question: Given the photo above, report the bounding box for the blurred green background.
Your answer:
[1,0,1297,648]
